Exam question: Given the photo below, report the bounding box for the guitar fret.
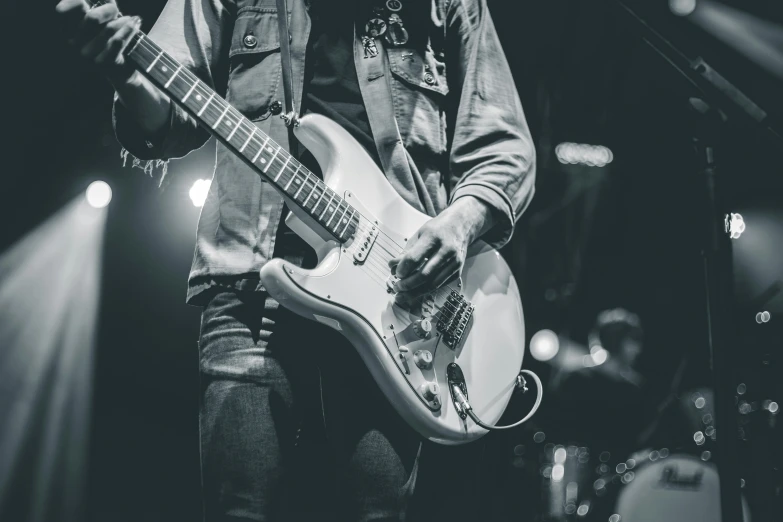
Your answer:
[311,187,327,213]
[252,136,270,162]
[284,165,300,191]
[274,156,291,182]
[319,192,335,220]
[164,65,182,88]
[293,172,310,199]
[127,33,143,56]
[302,182,319,207]
[226,116,242,141]
[182,80,199,102]
[239,128,255,153]
[263,147,280,173]
[340,209,355,236]
[197,93,215,116]
[122,27,357,244]
[329,202,348,228]
[212,104,230,129]
[145,50,164,73]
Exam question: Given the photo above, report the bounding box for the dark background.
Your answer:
[2,0,782,520]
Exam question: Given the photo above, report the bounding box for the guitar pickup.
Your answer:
[353,225,379,264]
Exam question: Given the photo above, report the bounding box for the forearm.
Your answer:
[446,0,537,248]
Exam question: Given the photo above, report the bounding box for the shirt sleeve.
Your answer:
[445,0,536,249]
[113,0,233,161]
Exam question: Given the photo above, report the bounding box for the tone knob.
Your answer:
[412,318,432,339]
[413,350,433,370]
[419,381,440,401]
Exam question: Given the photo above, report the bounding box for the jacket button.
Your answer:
[424,72,436,85]
[243,34,257,48]
[270,100,283,115]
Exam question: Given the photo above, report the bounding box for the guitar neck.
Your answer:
[121,31,358,243]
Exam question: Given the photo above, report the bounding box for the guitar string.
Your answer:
[128,34,410,258]
[127,35,464,308]
[93,0,461,300]
[127,31,464,305]
[107,1,472,371]
[121,36,411,267]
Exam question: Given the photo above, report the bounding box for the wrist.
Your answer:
[448,196,495,244]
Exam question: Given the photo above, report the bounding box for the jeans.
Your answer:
[197,290,422,522]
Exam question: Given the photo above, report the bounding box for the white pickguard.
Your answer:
[261,114,525,444]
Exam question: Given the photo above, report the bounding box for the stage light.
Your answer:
[189,179,212,207]
[725,213,746,239]
[555,143,613,167]
[687,1,783,82]
[85,180,112,208]
[530,329,559,361]
[551,464,565,482]
[589,345,608,366]
[669,0,697,17]
[0,197,106,520]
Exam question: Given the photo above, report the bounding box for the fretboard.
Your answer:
[122,31,359,243]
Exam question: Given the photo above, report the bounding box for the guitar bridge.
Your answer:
[353,225,379,264]
[436,290,474,348]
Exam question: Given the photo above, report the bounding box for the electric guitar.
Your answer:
[116,18,526,445]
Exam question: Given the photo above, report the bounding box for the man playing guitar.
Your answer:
[56,0,536,519]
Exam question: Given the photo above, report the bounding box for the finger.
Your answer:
[92,16,140,66]
[391,233,438,279]
[74,3,120,46]
[395,257,459,304]
[56,0,90,37]
[430,258,461,289]
[394,251,449,293]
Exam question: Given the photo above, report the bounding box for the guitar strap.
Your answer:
[274,0,418,208]
[275,0,299,127]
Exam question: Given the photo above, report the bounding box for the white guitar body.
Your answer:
[260,114,525,445]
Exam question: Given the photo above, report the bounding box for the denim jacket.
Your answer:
[114,0,536,304]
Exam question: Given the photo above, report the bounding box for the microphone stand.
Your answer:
[609,3,783,521]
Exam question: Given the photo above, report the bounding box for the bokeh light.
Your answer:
[669,0,697,17]
[189,179,212,208]
[555,142,613,167]
[551,464,565,482]
[726,213,746,239]
[85,181,112,209]
[530,329,559,361]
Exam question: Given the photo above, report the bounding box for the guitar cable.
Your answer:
[451,369,543,430]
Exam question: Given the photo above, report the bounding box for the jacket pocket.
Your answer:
[227,8,283,121]
[386,47,449,155]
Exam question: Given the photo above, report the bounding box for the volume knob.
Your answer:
[413,350,433,370]
[419,381,440,401]
[412,318,432,339]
